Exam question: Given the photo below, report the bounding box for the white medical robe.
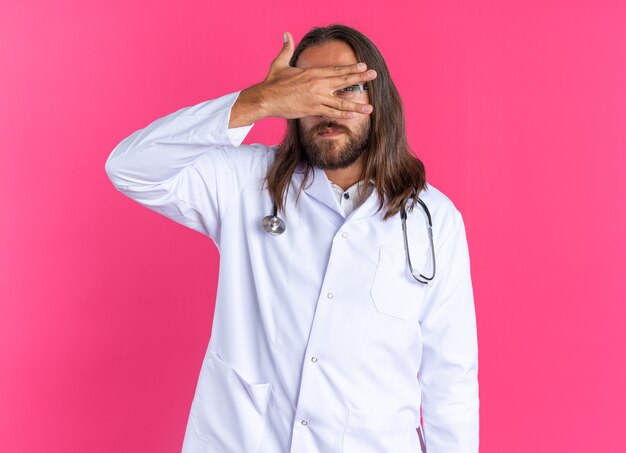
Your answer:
[105,91,479,453]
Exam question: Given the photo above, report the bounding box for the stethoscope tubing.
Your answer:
[262,194,436,284]
[401,198,436,284]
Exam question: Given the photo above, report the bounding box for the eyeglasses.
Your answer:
[334,83,369,101]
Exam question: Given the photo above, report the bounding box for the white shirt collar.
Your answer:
[328,179,375,217]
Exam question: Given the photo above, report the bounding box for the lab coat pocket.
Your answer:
[341,408,419,453]
[370,245,427,320]
[190,351,271,452]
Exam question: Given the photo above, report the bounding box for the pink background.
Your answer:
[1,1,625,451]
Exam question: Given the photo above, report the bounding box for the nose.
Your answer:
[313,117,337,128]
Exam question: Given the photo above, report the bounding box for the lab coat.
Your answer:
[105,91,479,453]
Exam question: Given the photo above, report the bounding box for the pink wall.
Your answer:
[1,1,625,451]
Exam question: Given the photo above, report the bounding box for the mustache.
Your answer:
[311,121,351,135]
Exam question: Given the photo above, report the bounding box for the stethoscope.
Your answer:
[262,192,436,284]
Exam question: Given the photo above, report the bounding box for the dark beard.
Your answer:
[299,120,370,170]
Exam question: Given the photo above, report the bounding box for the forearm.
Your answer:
[105,91,252,190]
[228,83,271,128]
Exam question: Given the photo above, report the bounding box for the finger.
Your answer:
[272,31,295,68]
[330,69,377,89]
[327,97,374,115]
[319,105,359,119]
[310,62,369,78]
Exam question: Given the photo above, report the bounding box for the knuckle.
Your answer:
[307,79,320,91]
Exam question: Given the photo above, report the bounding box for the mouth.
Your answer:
[318,128,345,138]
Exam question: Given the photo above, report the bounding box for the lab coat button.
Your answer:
[327,292,334,299]
[341,232,349,238]
[301,419,308,426]
[311,356,318,363]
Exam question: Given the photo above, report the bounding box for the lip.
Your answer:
[318,129,344,137]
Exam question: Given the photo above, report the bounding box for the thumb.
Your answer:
[272,31,295,68]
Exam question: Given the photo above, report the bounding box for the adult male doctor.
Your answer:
[105,24,479,453]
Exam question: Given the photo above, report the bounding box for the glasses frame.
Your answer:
[336,83,369,95]
[335,83,370,99]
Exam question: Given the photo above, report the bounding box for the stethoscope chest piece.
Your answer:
[262,213,286,236]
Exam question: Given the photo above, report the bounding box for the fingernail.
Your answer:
[367,70,376,77]
[363,105,373,113]
[357,63,366,70]
[283,32,288,43]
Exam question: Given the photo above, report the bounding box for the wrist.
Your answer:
[229,84,270,128]
[244,82,273,118]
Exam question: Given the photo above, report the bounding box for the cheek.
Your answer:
[355,92,371,105]
[355,116,371,134]
[299,117,318,134]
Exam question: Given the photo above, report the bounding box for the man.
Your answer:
[105,24,479,453]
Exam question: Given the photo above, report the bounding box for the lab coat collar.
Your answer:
[347,181,382,221]
[293,163,383,221]
[292,163,339,216]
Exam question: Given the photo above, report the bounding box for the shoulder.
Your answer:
[415,183,465,241]
[200,143,277,174]
[235,143,279,165]
[417,183,460,216]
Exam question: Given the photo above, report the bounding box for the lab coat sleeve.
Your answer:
[417,208,479,453]
[104,91,267,245]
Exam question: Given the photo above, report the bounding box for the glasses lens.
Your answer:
[336,85,366,101]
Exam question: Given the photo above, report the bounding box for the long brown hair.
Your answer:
[264,24,426,221]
